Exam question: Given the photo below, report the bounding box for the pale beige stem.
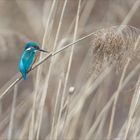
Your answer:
[58,0,81,138]
[50,79,62,139]
[36,0,68,139]
[124,76,140,139]
[7,84,18,140]
[85,62,140,139]
[29,0,58,139]
[107,58,130,139]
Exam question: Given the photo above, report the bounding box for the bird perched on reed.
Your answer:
[19,42,48,80]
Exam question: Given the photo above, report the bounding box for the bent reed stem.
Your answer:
[0,31,96,100]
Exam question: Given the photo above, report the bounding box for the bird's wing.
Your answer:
[21,49,35,71]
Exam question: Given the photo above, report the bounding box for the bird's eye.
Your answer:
[36,46,39,49]
[35,46,40,50]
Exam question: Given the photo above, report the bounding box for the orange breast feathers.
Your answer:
[32,52,39,67]
[28,52,39,72]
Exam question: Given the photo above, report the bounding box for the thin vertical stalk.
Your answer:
[62,87,75,138]
[95,113,108,139]
[64,67,112,139]
[85,62,140,139]
[51,79,62,139]
[36,0,68,139]
[124,76,140,139]
[62,0,81,104]
[8,84,18,140]
[19,112,31,139]
[66,0,87,34]
[58,1,81,138]
[79,0,96,28]
[121,0,140,25]
[107,58,130,139]
[29,0,58,139]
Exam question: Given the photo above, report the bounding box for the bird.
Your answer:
[19,42,48,80]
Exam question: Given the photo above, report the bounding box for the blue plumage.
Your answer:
[19,42,48,80]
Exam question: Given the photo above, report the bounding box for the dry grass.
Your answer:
[0,0,140,140]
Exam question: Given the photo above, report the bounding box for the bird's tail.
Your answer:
[22,72,27,80]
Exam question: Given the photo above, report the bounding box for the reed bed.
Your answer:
[0,0,140,140]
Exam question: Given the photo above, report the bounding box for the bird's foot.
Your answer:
[27,67,32,73]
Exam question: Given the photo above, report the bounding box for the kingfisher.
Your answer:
[19,42,48,80]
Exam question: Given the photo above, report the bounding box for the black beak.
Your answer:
[37,48,49,53]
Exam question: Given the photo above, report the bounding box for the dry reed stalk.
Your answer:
[117,118,128,138]
[132,118,140,139]
[66,27,140,128]
[79,75,111,139]
[95,112,108,139]
[121,0,140,25]
[53,83,65,139]
[36,0,68,139]
[50,79,62,139]
[0,97,29,133]
[28,0,58,138]
[107,58,130,139]
[96,27,140,139]
[85,62,140,139]
[85,25,140,139]
[64,66,112,138]
[0,23,140,140]
[0,30,98,102]
[124,76,140,139]
[58,0,81,138]
[0,0,139,138]
[66,0,95,35]
[66,0,86,34]
[79,0,96,28]
[7,84,18,140]
[79,93,97,139]
[19,113,31,139]
[62,87,75,137]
